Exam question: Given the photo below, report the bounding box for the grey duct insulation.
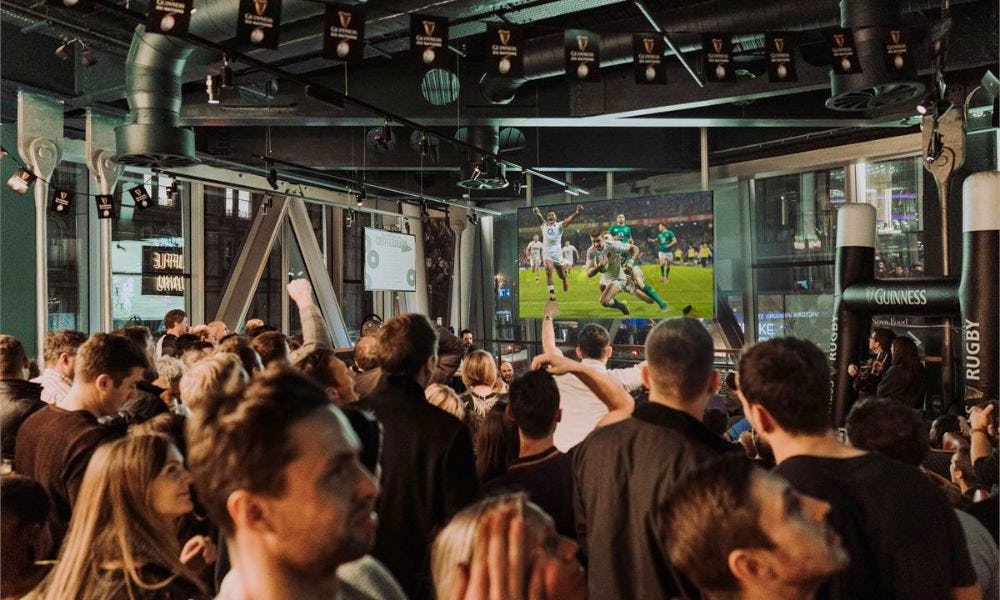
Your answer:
[479,0,968,105]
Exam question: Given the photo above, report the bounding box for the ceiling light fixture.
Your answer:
[54,39,73,60]
[79,44,96,67]
[266,165,279,190]
[355,188,366,207]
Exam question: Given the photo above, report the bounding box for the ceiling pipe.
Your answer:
[479,0,972,105]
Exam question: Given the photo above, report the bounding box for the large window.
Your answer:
[864,156,925,278]
[204,185,260,321]
[46,162,89,331]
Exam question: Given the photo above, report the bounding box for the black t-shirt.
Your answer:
[483,446,575,540]
[776,453,976,600]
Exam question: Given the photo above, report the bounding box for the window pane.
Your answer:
[865,156,925,278]
[46,162,89,331]
[204,186,264,322]
[342,211,372,340]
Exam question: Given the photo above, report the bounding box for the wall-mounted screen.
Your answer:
[516,191,714,319]
[364,227,417,292]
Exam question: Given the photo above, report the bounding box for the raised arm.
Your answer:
[531,351,634,426]
[531,206,546,224]
[562,204,584,227]
[541,301,559,354]
[288,278,332,352]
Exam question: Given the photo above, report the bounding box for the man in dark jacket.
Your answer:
[573,318,734,600]
[367,314,479,600]
[0,335,45,461]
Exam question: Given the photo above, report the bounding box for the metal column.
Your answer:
[84,110,123,333]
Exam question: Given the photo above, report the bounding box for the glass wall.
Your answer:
[864,156,925,278]
[204,185,257,321]
[46,162,89,331]
[341,210,373,339]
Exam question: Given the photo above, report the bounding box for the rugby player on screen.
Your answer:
[525,235,544,283]
[647,223,678,283]
[587,230,668,315]
[608,213,633,243]
[531,205,583,301]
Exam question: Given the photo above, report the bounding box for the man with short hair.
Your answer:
[0,335,44,460]
[187,366,401,600]
[15,333,147,557]
[660,454,849,600]
[156,308,188,357]
[460,329,475,355]
[571,318,733,600]
[738,338,980,600]
[206,320,230,345]
[30,330,87,406]
[499,361,514,386]
[847,327,895,396]
[541,302,643,451]
[252,331,290,367]
[485,370,575,539]
[367,314,478,600]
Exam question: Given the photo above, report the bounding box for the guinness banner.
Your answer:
[129,185,153,210]
[565,29,600,81]
[145,0,193,36]
[633,33,666,84]
[236,0,282,50]
[828,28,862,74]
[95,194,115,220]
[765,33,797,82]
[701,34,734,82]
[323,3,365,63]
[50,189,73,214]
[486,23,524,78]
[883,27,915,77]
[411,14,449,69]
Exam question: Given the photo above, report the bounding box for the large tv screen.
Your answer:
[516,192,714,319]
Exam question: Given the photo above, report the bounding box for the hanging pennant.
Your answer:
[565,29,600,82]
[235,0,282,49]
[50,189,73,214]
[95,194,115,220]
[128,185,153,210]
[765,33,798,82]
[7,168,36,195]
[883,27,915,77]
[486,23,524,78]
[145,0,193,36]
[633,33,666,84]
[411,14,449,69]
[828,28,862,74]
[323,4,365,63]
[702,34,734,82]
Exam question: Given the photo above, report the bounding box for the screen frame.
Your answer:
[363,226,419,293]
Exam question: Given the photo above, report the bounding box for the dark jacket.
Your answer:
[0,379,45,460]
[876,364,926,409]
[351,325,462,403]
[573,402,737,600]
[369,374,479,600]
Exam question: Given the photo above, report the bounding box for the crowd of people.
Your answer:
[1,280,997,600]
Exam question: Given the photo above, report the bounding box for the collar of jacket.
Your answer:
[632,401,734,453]
[383,373,424,395]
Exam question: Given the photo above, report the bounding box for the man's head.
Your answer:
[41,330,87,376]
[546,210,557,224]
[508,370,560,440]
[187,366,379,577]
[0,335,29,381]
[659,223,667,232]
[532,234,539,242]
[460,329,474,347]
[576,324,611,362]
[499,361,514,384]
[845,398,926,466]
[376,314,437,383]
[737,338,831,439]
[950,447,980,489]
[252,331,290,368]
[869,328,895,354]
[163,309,188,336]
[1,474,50,572]
[590,229,607,250]
[294,348,357,406]
[616,213,626,225]
[207,321,230,344]
[179,353,249,414]
[353,336,379,372]
[659,455,848,600]
[642,318,718,406]
[74,334,149,415]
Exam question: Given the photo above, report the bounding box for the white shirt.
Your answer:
[541,221,564,250]
[527,240,543,258]
[561,245,577,262]
[552,358,644,452]
[31,368,72,406]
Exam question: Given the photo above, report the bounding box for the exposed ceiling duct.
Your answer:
[456,126,507,190]
[479,0,968,105]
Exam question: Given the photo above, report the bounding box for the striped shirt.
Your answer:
[30,368,72,406]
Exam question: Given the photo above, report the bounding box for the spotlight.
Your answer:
[54,39,72,61]
[916,98,933,115]
[220,54,234,89]
[79,45,96,67]
[7,167,36,195]
[470,163,482,181]
[916,97,954,118]
[371,118,393,151]
[266,166,279,190]
[206,75,220,105]
[355,188,366,207]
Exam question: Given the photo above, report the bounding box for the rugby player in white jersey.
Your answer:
[531,205,583,301]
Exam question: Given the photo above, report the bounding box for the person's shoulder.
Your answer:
[576,418,638,453]
[338,555,409,600]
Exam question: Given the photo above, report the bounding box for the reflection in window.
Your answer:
[156,175,176,208]
[204,186,262,323]
[224,188,251,220]
[46,162,89,331]
[865,157,924,278]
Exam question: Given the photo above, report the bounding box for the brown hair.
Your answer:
[41,330,88,367]
[0,334,27,379]
[643,318,714,402]
[163,309,187,331]
[294,347,353,403]
[353,336,379,371]
[738,338,831,435]
[376,313,437,376]
[461,350,498,389]
[251,331,289,367]
[74,333,149,386]
[218,336,263,377]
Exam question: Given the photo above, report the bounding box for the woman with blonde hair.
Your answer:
[38,434,213,599]
[431,494,585,600]
[425,383,467,421]
[178,352,248,414]
[459,350,505,430]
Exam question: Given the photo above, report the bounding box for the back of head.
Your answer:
[377,313,437,376]
[509,370,560,439]
[75,333,149,385]
[0,334,27,380]
[179,352,248,413]
[644,318,714,402]
[1,473,50,525]
[181,343,214,368]
[175,333,202,356]
[186,365,331,537]
[117,326,152,354]
[577,324,610,360]
[872,328,896,353]
[738,338,830,435]
[353,336,379,371]
[218,336,262,377]
[659,454,765,597]
[41,330,88,368]
[425,384,466,421]
[462,350,498,388]
[129,412,188,457]
[891,337,920,372]
[929,414,961,449]
[846,397,927,466]
[154,356,186,389]
[252,331,289,367]
[703,408,729,437]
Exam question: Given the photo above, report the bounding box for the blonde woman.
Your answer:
[38,434,213,599]
[459,351,505,429]
[431,494,585,600]
[425,383,467,421]
[178,352,248,414]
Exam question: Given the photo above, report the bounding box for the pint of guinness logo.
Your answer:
[564,29,600,81]
[633,33,666,84]
[701,33,734,82]
[765,32,798,82]
[128,185,153,210]
[323,3,365,63]
[828,28,862,74]
[145,0,193,36]
[50,189,73,214]
[236,0,281,48]
[410,14,448,68]
[487,23,523,77]
[95,194,115,220]
[882,27,914,76]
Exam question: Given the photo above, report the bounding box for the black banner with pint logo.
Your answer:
[145,0,193,36]
[633,33,666,84]
[50,189,73,214]
[765,33,797,82]
[828,28,862,74]
[883,27,915,77]
[565,29,600,81]
[129,185,153,210]
[411,14,448,69]
[95,194,115,220]
[235,0,281,49]
[701,34,734,82]
[486,23,524,78]
[323,3,365,63]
